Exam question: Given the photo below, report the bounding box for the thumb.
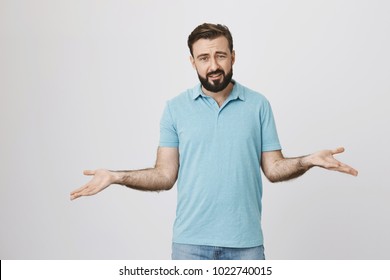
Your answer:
[83,170,95,176]
[331,147,345,155]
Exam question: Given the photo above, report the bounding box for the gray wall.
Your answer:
[1,0,389,259]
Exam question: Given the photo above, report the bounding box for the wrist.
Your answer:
[299,154,313,170]
[110,170,124,185]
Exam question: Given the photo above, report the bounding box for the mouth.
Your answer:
[207,72,223,81]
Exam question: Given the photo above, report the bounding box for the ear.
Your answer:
[190,55,196,69]
[231,50,236,65]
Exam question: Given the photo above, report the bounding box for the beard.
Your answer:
[197,67,233,93]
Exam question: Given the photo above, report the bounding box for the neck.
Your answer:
[202,82,234,107]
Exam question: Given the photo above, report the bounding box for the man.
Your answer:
[70,23,358,260]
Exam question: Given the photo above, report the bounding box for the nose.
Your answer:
[209,57,220,72]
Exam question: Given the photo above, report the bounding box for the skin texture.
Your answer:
[70,36,357,201]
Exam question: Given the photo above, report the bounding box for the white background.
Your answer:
[1,0,389,259]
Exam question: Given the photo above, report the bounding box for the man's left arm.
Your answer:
[261,147,358,183]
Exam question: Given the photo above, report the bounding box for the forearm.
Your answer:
[261,147,358,184]
[112,167,176,192]
[265,155,313,183]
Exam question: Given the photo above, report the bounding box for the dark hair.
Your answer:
[187,23,233,56]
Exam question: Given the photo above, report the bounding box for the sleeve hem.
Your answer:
[159,142,179,147]
[262,144,282,152]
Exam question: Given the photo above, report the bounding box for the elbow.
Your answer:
[266,176,279,183]
[262,162,283,183]
[264,172,280,183]
[163,179,176,191]
[155,163,179,191]
[161,172,177,191]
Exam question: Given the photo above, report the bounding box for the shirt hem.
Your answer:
[172,238,263,249]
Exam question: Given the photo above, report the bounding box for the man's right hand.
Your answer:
[70,169,116,200]
[70,147,179,200]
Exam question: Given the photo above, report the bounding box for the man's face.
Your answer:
[190,36,235,93]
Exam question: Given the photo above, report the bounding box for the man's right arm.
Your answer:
[70,147,179,200]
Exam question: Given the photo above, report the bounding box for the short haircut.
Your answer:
[187,23,233,56]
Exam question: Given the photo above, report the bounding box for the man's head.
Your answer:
[188,23,235,93]
[188,23,233,57]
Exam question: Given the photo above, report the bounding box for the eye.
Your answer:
[198,56,209,62]
[217,54,227,60]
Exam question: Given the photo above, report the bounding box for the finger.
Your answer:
[350,168,358,176]
[70,186,94,200]
[70,190,83,200]
[341,164,358,176]
[331,162,358,176]
[83,170,95,176]
[70,190,91,200]
[70,193,79,200]
[331,147,345,155]
[70,182,90,195]
[334,167,358,176]
[321,157,358,176]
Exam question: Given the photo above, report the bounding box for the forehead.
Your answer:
[192,36,230,56]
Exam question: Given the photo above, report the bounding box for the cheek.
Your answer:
[222,62,232,73]
[195,65,208,76]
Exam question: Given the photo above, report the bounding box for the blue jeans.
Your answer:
[172,243,265,260]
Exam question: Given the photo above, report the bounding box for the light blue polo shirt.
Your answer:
[160,81,281,248]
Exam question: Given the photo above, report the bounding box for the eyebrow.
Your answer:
[196,51,228,59]
[196,53,209,60]
[215,51,228,55]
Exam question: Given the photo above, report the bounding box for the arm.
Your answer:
[70,147,179,200]
[261,147,358,183]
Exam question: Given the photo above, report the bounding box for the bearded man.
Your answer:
[71,23,358,260]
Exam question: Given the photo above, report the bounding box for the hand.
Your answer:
[306,147,358,176]
[70,169,115,200]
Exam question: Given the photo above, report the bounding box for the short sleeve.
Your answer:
[260,100,282,152]
[159,102,179,147]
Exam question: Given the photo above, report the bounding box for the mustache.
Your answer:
[206,69,225,78]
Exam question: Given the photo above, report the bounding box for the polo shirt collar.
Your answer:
[191,80,246,101]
